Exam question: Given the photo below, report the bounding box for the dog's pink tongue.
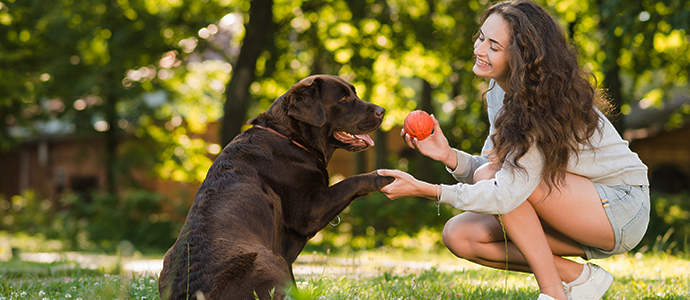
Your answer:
[355,134,375,146]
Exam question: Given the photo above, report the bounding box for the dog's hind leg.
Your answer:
[209,249,291,300]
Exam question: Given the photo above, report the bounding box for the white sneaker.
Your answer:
[537,293,558,300]
[565,263,614,300]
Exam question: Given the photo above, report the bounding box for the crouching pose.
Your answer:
[378,1,649,299]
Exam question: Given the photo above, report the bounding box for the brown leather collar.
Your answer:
[253,125,324,163]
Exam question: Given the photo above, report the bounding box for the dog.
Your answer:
[158,75,394,300]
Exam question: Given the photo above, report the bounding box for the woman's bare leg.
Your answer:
[499,198,567,298]
[442,162,615,299]
[443,212,584,277]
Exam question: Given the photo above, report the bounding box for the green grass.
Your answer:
[288,250,690,300]
[1,272,159,300]
[1,250,689,300]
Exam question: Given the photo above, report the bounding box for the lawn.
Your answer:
[2,248,689,300]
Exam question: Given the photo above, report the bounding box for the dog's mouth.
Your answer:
[333,131,375,148]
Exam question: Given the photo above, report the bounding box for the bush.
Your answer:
[4,186,689,258]
[638,192,690,255]
[0,189,181,254]
[307,190,690,257]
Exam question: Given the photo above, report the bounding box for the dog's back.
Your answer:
[159,132,292,300]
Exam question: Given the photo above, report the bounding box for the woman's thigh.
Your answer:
[466,163,614,255]
[528,173,615,252]
[443,211,586,258]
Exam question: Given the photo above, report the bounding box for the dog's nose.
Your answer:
[374,106,385,118]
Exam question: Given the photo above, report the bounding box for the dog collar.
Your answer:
[253,125,324,163]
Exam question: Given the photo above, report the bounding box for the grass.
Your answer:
[0,267,158,300]
[289,249,690,300]
[1,249,689,300]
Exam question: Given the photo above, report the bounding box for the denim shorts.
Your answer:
[582,184,650,260]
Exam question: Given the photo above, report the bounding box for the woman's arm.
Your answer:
[439,144,545,214]
[377,169,438,200]
[379,143,544,215]
[402,115,491,183]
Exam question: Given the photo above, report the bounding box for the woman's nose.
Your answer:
[474,41,486,55]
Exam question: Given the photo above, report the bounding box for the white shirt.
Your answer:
[438,84,649,214]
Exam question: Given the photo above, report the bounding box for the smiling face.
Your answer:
[473,13,511,89]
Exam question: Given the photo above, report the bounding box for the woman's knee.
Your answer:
[441,215,466,248]
[442,213,491,258]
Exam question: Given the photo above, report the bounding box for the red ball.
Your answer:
[403,110,434,140]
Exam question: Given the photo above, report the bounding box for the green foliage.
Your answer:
[0,190,181,254]
[0,0,229,185]
[306,191,690,258]
[315,192,453,252]
[2,0,690,258]
[640,192,690,256]
[546,0,690,127]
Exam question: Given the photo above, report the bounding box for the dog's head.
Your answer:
[283,75,385,152]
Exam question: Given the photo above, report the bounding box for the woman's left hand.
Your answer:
[401,115,457,169]
[377,169,437,200]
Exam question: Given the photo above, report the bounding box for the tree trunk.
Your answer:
[597,0,624,133]
[355,80,375,174]
[104,93,118,195]
[415,79,435,182]
[375,129,388,169]
[221,0,275,146]
[603,53,623,131]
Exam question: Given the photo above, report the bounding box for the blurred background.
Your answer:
[0,0,689,258]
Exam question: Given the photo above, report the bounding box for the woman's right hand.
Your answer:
[377,169,437,200]
[401,115,457,169]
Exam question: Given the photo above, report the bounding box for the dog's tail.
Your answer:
[208,249,292,300]
[160,222,213,300]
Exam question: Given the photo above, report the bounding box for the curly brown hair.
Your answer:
[482,0,609,192]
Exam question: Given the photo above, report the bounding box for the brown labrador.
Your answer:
[158,75,394,300]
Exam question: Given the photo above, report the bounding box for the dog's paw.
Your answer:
[378,175,395,187]
[363,171,395,189]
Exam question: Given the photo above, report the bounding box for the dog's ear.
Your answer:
[286,77,326,127]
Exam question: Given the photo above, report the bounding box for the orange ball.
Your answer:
[403,110,434,140]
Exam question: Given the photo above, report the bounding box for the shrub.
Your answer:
[0,189,181,254]
[639,192,690,256]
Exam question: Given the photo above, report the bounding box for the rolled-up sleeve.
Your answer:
[439,144,544,214]
[446,148,489,183]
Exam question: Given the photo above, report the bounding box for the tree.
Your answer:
[3,0,689,248]
[220,0,275,146]
[0,0,228,193]
[555,0,690,131]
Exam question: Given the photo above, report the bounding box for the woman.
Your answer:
[377,1,650,299]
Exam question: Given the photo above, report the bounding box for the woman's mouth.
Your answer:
[476,57,491,68]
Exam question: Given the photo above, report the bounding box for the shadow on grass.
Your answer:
[1,259,105,278]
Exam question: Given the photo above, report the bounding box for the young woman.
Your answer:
[377,1,650,299]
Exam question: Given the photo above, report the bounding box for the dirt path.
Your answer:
[17,251,478,278]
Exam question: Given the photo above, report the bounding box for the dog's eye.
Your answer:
[339,96,349,102]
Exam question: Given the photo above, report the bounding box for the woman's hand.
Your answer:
[377,169,438,201]
[401,115,457,169]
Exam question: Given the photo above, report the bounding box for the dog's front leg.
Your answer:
[300,171,394,236]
